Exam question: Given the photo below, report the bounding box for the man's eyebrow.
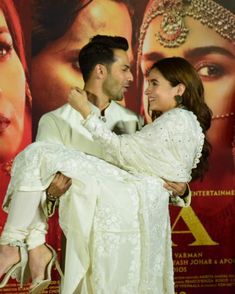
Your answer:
[184,46,235,59]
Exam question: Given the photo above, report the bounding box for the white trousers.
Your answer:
[0,191,47,250]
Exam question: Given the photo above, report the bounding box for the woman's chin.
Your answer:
[149,107,160,112]
[149,105,156,112]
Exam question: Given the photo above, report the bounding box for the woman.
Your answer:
[0,57,211,293]
[0,0,31,245]
[137,0,235,189]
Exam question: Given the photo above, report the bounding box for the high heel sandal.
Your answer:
[29,244,63,294]
[0,241,28,288]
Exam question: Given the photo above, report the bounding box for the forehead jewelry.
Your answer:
[212,112,234,120]
[138,0,235,58]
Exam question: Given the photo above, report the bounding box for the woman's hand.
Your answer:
[68,87,91,118]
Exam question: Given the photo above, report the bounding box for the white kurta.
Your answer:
[4,108,203,293]
[36,102,144,216]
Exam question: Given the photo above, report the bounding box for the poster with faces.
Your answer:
[0,1,234,293]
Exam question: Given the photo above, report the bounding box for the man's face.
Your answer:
[31,0,133,122]
[102,49,133,101]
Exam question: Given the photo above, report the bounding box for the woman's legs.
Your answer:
[0,191,47,279]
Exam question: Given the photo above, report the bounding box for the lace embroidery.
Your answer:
[84,108,204,182]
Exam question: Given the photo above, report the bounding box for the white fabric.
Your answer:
[2,108,203,293]
[83,108,204,182]
[37,102,143,217]
[0,191,47,250]
[36,102,143,155]
[1,102,142,241]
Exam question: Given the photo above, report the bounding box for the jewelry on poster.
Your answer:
[138,0,235,60]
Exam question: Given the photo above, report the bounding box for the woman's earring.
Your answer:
[174,95,183,106]
[25,82,32,106]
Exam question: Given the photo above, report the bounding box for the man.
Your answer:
[31,0,135,127]
[38,35,191,292]
[29,3,187,287]
[33,34,190,292]
[31,0,188,200]
[36,35,144,201]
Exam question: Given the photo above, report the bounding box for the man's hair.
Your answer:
[78,35,129,82]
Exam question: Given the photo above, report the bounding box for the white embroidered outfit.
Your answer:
[3,108,204,294]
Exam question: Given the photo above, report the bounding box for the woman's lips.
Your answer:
[0,115,11,133]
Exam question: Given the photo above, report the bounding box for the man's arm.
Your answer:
[164,181,191,207]
[36,114,72,216]
[45,172,72,216]
[36,113,64,143]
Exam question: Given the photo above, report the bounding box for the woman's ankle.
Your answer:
[0,244,19,256]
[28,244,52,281]
[0,245,20,276]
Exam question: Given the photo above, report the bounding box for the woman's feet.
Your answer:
[0,243,61,292]
[0,243,28,288]
[28,244,63,294]
[29,244,52,284]
[0,245,20,278]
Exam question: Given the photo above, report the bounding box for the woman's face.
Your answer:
[0,9,25,163]
[140,16,235,148]
[31,0,133,121]
[145,68,178,113]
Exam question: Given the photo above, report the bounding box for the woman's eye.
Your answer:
[0,43,13,59]
[196,63,224,79]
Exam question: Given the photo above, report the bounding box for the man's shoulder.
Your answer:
[107,101,144,132]
[40,104,82,122]
[110,101,139,118]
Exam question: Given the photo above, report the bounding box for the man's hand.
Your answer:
[68,87,91,118]
[163,181,188,197]
[46,172,72,200]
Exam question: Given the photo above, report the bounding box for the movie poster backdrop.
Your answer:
[0,0,234,293]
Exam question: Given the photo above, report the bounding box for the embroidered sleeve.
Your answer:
[83,109,204,183]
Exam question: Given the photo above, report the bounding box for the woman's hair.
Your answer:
[32,0,133,56]
[150,57,212,181]
[31,0,91,56]
[0,0,31,105]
